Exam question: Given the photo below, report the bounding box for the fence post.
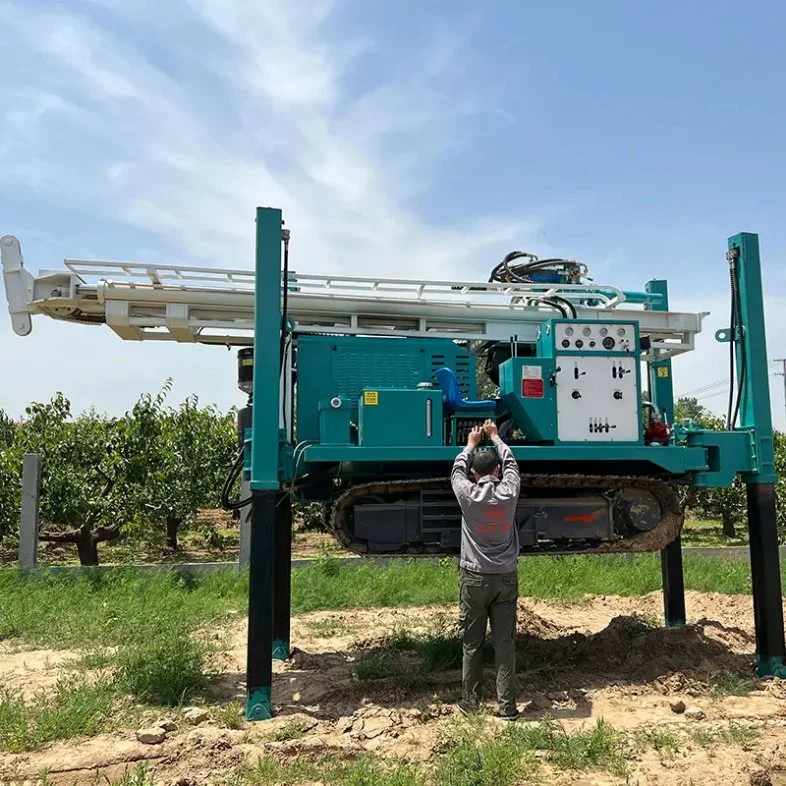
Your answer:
[19,453,41,569]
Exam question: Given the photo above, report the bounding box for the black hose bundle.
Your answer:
[488,250,585,286]
[726,248,746,431]
[488,250,585,318]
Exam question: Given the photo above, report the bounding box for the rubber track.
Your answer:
[327,473,684,556]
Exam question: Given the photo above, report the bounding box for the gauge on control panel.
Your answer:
[599,327,608,336]
[602,336,615,350]
[565,327,574,336]
[617,327,626,336]
[582,326,591,336]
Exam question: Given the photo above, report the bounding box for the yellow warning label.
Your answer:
[363,391,379,405]
[241,358,253,367]
[656,367,669,378]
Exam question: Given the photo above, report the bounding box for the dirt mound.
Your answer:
[515,614,755,692]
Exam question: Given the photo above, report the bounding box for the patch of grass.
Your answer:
[0,553,773,653]
[434,728,534,786]
[692,721,760,749]
[235,754,424,786]
[96,763,158,786]
[212,701,245,729]
[639,726,681,759]
[270,717,310,742]
[0,676,118,752]
[352,647,409,681]
[0,567,246,649]
[682,518,748,548]
[506,717,629,776]
[709,668,757,697]
[115,632,209,706]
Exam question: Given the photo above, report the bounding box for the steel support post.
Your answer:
[728,233,786,676]
[246,207,285,719]
[646,279,686,627]
[272,494,292,661]
[245,491,275,720]
[747,483,786,675]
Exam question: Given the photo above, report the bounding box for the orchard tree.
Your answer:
[16,394,133,565]
[0,409,21,543]
[123,382,237,551]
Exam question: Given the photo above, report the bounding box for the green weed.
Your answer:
[692,721,760,748]
[212,701,245,729]
[639,726,681,758]
[115,631,209,706]
[0,677,117,752]
[0,553,772,653]
[504,717,629,776]
[270,717,310,742]
[709,668,756,697]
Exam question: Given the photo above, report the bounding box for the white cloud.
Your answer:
[5,0,779,443]
[0,0,550,416]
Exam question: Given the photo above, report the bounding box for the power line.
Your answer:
[675,377,728,398]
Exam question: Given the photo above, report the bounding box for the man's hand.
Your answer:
[467,425,483,450]
[482,419,498,439]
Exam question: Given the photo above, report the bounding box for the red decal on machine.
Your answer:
[565,513,601,522]
[521,379,545,398]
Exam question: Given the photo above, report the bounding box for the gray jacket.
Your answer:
[451,435,521,574]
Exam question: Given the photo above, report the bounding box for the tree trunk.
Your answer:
[40,522,120,567]
[722,513,737,539]
[166,517,181,550]
[74,530,99,565]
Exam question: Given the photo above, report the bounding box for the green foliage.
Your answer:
[0,409,21,543]
[212,701,245,729]
[0,676,117,752]
[115,630,209,706]
[0,383,238,562]
[121,381,237,551]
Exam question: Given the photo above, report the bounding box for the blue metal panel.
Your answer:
[358,388,443,446]
[498,357,556,442]
[251,207,283,492]
[295,335,474,443]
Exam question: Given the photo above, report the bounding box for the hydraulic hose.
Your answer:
[221,447,251,510]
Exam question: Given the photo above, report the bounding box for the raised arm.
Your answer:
[451,425,483,497]
[484,421,520,499]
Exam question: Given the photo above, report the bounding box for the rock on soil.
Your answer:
[136,726,167,744]
[157,718,179,732]
[183,707,210,725]
[670,700,686,714]
[685,707,706,720]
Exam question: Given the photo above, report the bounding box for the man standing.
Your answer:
[450,419,522,720]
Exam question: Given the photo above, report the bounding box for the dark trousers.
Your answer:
[459,568,518,715]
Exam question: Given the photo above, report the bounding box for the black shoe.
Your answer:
[497,708,521,722]
[455,699,477,717]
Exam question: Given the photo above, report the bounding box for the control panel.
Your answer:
[553,322,636,353]
[555,356,640,442]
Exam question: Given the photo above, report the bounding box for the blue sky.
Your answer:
[2,0,786,426]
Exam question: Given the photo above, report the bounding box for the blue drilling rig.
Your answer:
[3,208,784,722]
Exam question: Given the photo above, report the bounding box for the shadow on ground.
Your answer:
[207,610,759,722]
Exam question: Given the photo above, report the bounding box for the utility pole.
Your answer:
[774,358,786,428]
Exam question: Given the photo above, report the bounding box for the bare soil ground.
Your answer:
[4,592,786,785]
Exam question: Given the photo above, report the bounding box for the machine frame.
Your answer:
[3,209,785,722]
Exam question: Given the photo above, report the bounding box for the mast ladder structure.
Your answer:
[2,234,705,361]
